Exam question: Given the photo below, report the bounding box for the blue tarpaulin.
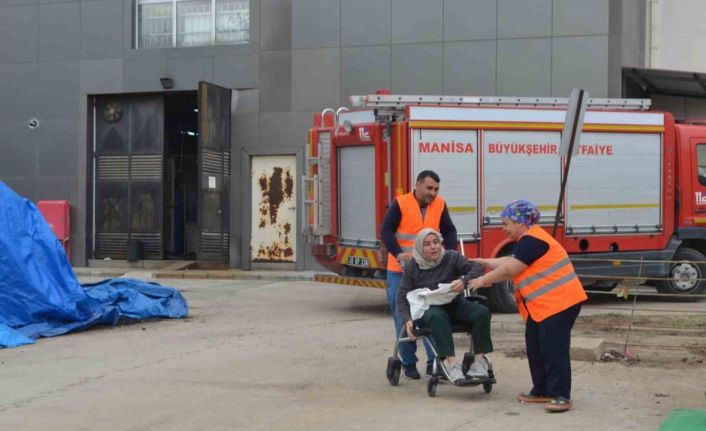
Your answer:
[0,181,188,348]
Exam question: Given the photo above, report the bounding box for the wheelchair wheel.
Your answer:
[427,377,438,397]
[386,357,402,386]
[462,352,474,375]
[483,382,492,394]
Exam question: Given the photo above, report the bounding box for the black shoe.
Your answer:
[403,365,420,380]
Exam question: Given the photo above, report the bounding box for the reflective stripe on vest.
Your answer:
[516,257,572,291]
[386,192,445,273]
[512,225,587,322]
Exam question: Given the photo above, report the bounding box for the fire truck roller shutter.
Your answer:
[482,131,561,225]
[338,145,377,247]
[566,132,662,236]
[411,129,480,240]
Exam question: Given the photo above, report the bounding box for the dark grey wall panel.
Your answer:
[444,0,497,41]
[391,0,442,44]
[2,177,35,201]
[498,0,551,39]
[341,45,390,104]
[79,58,123,94]
[36,176,77,203]
[123,58,167,93]
[260,0,291,50]
[35,119,78,176]
[292,0,340,49]
[259,50,290,112]
[213,54,258,89]
[291,48,340,111]
[0,62,37,121]
[554,0,609,36]
[233,88,259,115]
[0,121,34,178]
[552,35,608,97]
[497,38,551,96]
[35,61,80,120]
[391,43,443,94]
[444,40,496,95]
[38,2,79,61]
[0,5,38,63]
[259,112,311,149]
[0,1,38,6]
[166,46,211,59]
[167,57,214,90]
[80,0,123,59]
[233,112,259,152]
[342,0,391,47]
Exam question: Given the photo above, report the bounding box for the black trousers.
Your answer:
[525,303,581,400]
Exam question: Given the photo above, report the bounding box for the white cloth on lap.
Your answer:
[406,283,458,320]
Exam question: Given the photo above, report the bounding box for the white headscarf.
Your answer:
[412,228,445,270]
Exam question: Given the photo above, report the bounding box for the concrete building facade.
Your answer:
[0,0,647,270]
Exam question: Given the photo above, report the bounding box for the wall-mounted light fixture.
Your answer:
[160,77,174,90]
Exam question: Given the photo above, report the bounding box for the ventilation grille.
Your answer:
[96,233,128,258]
[201,232,230,256]
[97,156,129,180]
[129,233,162,259]
[130,155,163,179]
[202,149,230,174]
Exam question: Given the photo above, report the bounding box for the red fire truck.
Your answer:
[304,93,706,312]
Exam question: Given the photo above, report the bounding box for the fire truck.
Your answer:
[304,93,706,313]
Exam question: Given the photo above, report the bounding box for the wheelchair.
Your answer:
[385,294,496,398]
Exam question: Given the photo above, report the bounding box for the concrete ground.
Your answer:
[0,278,704,431]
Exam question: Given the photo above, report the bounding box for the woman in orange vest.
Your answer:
[468,200,587,413]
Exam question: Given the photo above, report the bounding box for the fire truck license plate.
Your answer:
[347,256,370,268]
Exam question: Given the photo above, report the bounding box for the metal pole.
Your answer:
[552,90,585,237]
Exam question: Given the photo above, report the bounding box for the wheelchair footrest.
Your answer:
[454,377,496,387]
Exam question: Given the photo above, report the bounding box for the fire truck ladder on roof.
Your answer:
[350,94,652,111]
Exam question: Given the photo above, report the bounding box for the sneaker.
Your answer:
[403,364,420,380]
[445,362,465,383]
[466,357,489,379]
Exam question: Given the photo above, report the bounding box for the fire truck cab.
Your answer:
[305,94,706,312]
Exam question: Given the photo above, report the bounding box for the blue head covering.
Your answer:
[500,199,541,226]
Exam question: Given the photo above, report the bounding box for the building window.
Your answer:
[137,0,249,49]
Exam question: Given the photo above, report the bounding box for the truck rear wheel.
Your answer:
[485,279,518,313]
[656,247,706,299]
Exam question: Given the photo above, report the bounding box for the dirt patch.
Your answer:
[577,313,706,333]
[573,313,706,369]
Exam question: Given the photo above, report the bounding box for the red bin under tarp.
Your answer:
[37,200,71,261]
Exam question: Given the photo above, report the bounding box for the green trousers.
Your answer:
[419,300,493,359]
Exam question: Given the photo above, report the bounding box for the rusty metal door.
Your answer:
[197,81,231,262]
[251,155,297,262]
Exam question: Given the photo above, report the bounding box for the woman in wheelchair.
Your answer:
[397,228,494,383]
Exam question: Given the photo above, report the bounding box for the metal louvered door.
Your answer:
[197,81,231,262]
[94,94,164,259]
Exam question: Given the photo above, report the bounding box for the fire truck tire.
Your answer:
[656,247,706,299]
[485,280,518,314]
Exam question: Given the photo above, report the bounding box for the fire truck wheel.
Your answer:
[656,247,706,299]
[485,280,518,314]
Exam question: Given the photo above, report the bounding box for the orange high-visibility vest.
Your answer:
[387,192,446,273]
[512,225,587,322]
